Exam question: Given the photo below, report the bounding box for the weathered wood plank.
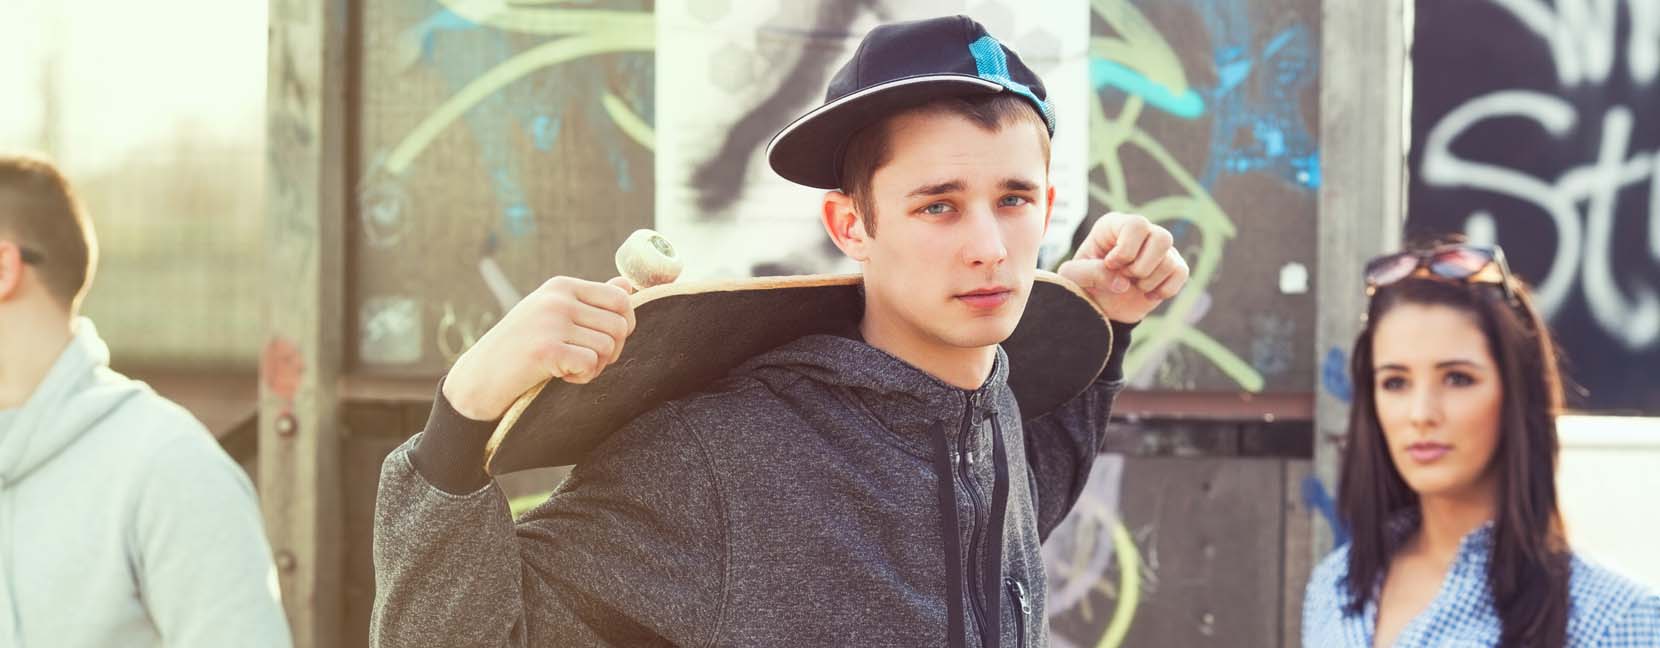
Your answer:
[1135,457,1283,646]
[1048,457,1286,647]
[262,0,351,645]
[1313,0,1407,561]
[1282,458,1314,648]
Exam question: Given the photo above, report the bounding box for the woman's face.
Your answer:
[1371,303,1505,503]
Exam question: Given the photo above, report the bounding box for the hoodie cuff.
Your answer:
[1102,320,1137,382]
[410,376,496,495]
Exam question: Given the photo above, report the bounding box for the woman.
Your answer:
[1302,242,1660,647]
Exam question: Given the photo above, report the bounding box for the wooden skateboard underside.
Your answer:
[484,271,1112,474]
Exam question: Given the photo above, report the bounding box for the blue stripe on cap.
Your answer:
[967,35,1056,132]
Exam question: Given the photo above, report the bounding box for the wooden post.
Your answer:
[262,0,349,646]
[1313,0,1408,561]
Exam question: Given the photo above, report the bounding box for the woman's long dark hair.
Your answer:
[1337,253,1571,647]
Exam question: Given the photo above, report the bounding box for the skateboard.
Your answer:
[483,271,1113,474]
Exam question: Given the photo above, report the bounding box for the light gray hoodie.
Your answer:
[0,318,291,647]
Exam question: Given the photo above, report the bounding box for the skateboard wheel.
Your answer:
[615,229,683,289]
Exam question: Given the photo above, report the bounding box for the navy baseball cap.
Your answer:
[766,15,1056,190]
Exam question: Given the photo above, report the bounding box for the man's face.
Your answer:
[857,110,1053,354]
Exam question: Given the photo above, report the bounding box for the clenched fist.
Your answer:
[1057,212,1189,324]
[442,276,638,421]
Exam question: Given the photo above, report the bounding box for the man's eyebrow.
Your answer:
[905,180,964,197]
[1002,178,1039,192]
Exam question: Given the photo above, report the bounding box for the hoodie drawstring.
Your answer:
[932,409,1015,648]
[983,412,1011,648]
[929,421,968,648]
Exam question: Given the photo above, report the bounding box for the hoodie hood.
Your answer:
[0,318,144,487]
[732,333,1011,440]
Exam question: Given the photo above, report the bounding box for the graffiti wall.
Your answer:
[1045,3,1321,644]
[354,0,656,375]
[344,2,1320,645]
[348,0,1320,397]
[654,0,1092,279]
[1409,0,1660,413]
[1084,0,1320,394]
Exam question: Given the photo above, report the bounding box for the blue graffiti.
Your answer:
[1301,475,1350,548]
[529,114,562,152]
[408,9,477,58]
[1090,0,1321,212]
[1090,59,1206,119]
[1322,346,1353,403]
[1196,0,1320,192]
[404,2,653,237]
[407,9,536,236]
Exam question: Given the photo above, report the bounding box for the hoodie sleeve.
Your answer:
[370,392,729,648]
[130,431,293,648]
[1022,320,1133,541]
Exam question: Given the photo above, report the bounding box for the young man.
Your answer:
[0,153,291,646]
[372,15,1187,648]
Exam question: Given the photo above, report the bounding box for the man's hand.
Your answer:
[1057,212,1189,324]
[442,276,638,421]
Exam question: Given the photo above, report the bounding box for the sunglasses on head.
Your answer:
[1363,243,1516,302]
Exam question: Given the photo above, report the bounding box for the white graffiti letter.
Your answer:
[1632,0,1660,84]
[1421,90,1584,317]
[1490,0,1621,86]
[1574,108,1660,348]
[1651,150,1660,262]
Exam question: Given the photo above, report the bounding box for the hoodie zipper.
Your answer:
[958,393,990,646]
[1004,577,1030,648]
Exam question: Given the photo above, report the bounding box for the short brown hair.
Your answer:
[0,153,97,309]
[838,93,1052,236]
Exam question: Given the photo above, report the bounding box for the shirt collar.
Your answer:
[1386,507,1497,569]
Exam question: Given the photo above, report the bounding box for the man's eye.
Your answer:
[921,202,952,215]
[1000,195,1031,207]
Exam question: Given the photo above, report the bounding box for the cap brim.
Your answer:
[766,74,1006,189]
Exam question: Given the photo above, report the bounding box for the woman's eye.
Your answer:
[1445,371,1476,387]
[1380,376,1407,391]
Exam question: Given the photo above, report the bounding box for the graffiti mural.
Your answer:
[339,2,1320,645]
[354,0,656,374]
[1081,0,1319,394]
[1409,0,1660,413]
[654,0,1094,279]
[1044,1,1320,645]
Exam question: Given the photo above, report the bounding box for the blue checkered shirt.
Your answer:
[1303,519,1660,647]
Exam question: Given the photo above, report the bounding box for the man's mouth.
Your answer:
[956,286,1013,310]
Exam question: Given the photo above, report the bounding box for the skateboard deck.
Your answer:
[483,271,1113,474]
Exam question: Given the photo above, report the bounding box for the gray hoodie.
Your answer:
[372,326,1130,647]
[0,318,291,647]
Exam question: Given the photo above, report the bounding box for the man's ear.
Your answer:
[821,191,872,262]
[0,242,26,302]
[1042,184,1056,236]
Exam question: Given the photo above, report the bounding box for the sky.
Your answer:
[0,0,266,171]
